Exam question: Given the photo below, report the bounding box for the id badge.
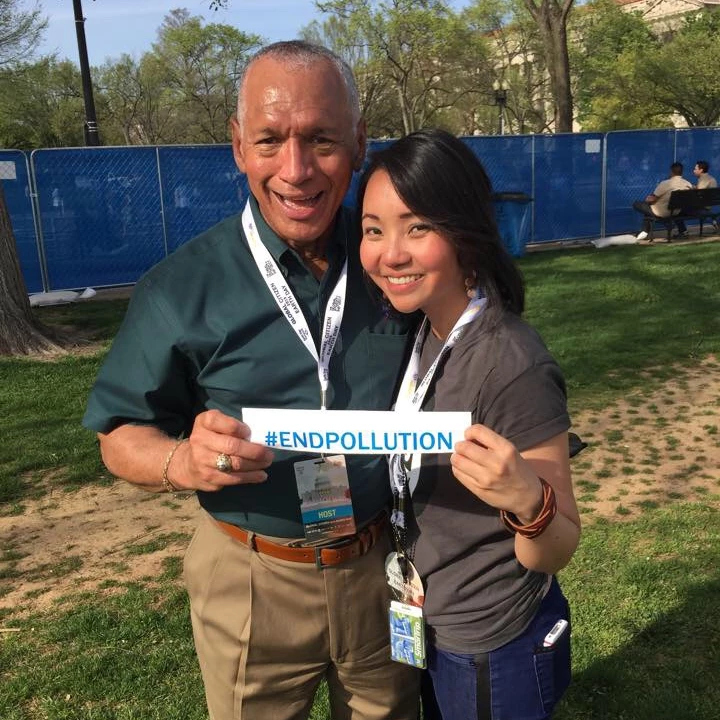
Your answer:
[385,551,425,607]
[294,455,356,544]
[389,600,426,668]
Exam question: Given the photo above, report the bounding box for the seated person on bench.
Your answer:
[693,160,717,190]
[633,162,692,240]
[693,160,720,232]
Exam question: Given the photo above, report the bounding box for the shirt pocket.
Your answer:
[342,330,410,410]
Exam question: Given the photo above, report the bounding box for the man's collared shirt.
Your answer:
[651,175,692,217]
[84,196,414,537]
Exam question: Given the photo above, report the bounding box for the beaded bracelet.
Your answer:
[161,436,188,493]
[500,477,557,539]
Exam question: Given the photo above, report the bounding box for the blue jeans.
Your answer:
[422,578,571,720]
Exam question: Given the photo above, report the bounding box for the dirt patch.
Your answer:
[1,358,719,617]
[571,356,720,518]
[0,484,202,616]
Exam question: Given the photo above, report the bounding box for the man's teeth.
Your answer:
[386,275,421,285]
[280,193,320,208]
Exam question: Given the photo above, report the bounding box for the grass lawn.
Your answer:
[1,241,719,719]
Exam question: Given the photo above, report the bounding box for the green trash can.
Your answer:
[492,192,533,257]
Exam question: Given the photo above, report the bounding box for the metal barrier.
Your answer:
[1,151,44,293]
[2,126,719,292]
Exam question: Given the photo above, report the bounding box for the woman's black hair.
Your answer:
[357,128,525,322]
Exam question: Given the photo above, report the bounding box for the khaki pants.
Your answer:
[184,511,420,720]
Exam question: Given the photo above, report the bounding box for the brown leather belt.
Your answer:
[214,513,388,569]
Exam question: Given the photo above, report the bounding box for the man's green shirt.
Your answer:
[83,198,413,537]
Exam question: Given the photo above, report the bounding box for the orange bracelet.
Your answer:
[500,477,557,539]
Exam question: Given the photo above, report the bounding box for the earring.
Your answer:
[464,276,478,299]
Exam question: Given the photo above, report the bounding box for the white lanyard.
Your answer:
[390,296,486,496]
[242,201,347,409]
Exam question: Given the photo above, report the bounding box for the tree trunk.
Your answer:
[0,183,63,355]
[546,19,572,132]
[524,0,575,133]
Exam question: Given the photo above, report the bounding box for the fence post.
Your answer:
[27,150,50,293]
[156,147,169,258]
[600,134,608,239]
[530,134,536,244]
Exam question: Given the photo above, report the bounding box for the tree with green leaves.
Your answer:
[149,9,263,143]
[311,0,493,137]
[300,14,400,137]
[0,0,46,65]
[96,53,178,145]
[92,9,263,146]
[571,0,665,130]
[210,0,563,135]
[635,10,720,128]
[0,58,86,148]
[463,0,552,134]
[573,3,720,130]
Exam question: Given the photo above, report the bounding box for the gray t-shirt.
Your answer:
[407,311,570,654]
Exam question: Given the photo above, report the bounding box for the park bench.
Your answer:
[646,187,720,241]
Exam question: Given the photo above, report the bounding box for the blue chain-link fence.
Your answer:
[1,151,44,293]
[3,126,719,292]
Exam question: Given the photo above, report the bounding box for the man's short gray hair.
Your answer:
[236,40,361,130]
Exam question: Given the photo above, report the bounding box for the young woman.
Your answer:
[358,128,581,720]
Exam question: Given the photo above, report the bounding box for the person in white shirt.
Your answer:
[633,162,692,241]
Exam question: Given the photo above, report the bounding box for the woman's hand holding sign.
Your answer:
[451,423,580,574]
[450,424,545,523]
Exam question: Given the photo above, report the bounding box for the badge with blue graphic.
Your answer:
[294,455,356,544]
[389,600,426,668]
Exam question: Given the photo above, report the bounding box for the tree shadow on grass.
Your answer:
[33,298,129,344]
[557,576,720,719]
[555,508,720,720]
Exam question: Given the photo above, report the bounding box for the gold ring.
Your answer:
[215,453,233,473]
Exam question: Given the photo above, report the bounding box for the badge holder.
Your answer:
[385,453,426,668]
[389,600,426,668]
[294,454,356,545]
[385,551,425,607]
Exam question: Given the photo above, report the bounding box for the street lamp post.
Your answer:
[72,0,100,146]
[494,85,508,136]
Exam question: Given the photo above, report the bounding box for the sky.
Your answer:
[20,0,330,65]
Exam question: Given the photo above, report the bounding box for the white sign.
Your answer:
[242,408,471,455]
[0,161,17,180]
[585,139,601,154]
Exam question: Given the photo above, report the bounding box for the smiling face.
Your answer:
[232,56,366,252]
[360,170,469,339]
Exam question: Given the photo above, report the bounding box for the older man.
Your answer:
[83,42,418,720]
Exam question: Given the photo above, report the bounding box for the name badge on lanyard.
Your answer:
[390,296,486,513]
[294,454,356,544]
[385,295,486,666]
[389,601,426,669]
[241,201,357,542]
